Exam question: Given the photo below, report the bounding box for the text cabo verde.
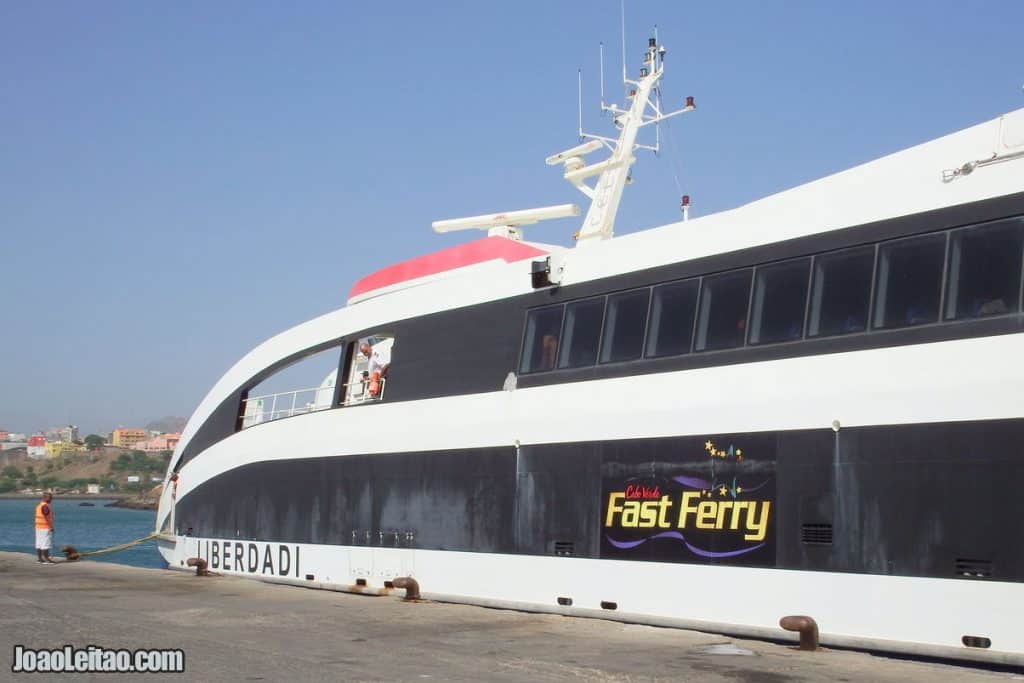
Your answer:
[200,539,301,577]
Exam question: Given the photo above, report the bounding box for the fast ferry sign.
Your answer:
[601,436,776,564]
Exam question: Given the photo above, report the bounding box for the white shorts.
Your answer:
[35,529,53,551]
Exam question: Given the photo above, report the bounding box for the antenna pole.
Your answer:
[577,69,584,139]
[599,42,606,109]
[620,0,627,84]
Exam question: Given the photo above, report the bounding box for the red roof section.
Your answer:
[348,236,548,300]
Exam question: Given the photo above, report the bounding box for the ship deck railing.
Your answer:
[239,379,386,429]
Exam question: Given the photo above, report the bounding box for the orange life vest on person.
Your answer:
[35,501,53,530]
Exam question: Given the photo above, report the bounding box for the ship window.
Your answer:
[600,289,650,363]
[749,258,810,345]
[695,269,752,352]
[520,305,564,374]
[645,279,699,358]
[807,246,875,338]
[240,345,343,428]
[558,297,605,369]
[873,233,946,329]
[944,217,1024,320]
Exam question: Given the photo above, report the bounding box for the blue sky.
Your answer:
[1,1,1022,436]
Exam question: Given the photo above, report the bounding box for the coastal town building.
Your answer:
[134,433,181,453]
[57,425,79,443]
[111,428,148,449]
[45,441,85,457]
[27,434,47,459]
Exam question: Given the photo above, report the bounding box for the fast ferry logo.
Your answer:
[602,438,774,562]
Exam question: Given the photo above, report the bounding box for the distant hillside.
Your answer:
[0,447,170,494]
[145,416,187,434]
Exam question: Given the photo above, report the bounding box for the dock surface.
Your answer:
[0,551,1017,682]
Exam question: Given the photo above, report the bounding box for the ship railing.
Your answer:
[240,385,335,428]
[341,377,386,407]
[239,379,386,429]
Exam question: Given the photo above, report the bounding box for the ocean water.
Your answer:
[0,498,163,569]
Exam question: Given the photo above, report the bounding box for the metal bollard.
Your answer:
[185,557,209,577]
[779,615,819,651]
[391,576,421,601]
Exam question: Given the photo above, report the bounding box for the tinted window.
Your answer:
[807,247,875,337]
[557,297,605,369]
[695,269,752,352]
[600,289,650,363]
[749,258,810,345]
[645,279,699,358]
[945,218,1024,320]
[519,305,563,374]
[873,234,946,329]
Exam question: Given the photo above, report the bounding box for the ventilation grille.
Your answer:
[800,523,833,546]
[955,558,992,579]
[553,541,575,557]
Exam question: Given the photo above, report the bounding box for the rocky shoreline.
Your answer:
[107,497,157,511]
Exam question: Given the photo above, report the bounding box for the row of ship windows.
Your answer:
[519,215,1024,374]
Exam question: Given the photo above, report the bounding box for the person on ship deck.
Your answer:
[359,338,392,398]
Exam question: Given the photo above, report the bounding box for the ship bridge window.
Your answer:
[873,233,946,330]
[645,279,699,358]
[600,289,650,363]
[944,217,1024,321]
[558,297,605,369]
[695,269,752,352]
[749,258,811,345]
[240,345,343,428]
[520,305,564,374]
[807,246,875,338]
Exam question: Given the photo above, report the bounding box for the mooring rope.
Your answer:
[62,532,161,561]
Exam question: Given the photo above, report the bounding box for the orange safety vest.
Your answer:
[34,501,53,530]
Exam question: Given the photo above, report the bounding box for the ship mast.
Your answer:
[548,35,695,246]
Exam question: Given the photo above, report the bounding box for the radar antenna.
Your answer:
[552,29,697,245]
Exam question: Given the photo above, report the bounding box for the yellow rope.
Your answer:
[76,532,161,558]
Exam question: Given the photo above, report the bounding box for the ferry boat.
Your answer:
[156,32,1024,665]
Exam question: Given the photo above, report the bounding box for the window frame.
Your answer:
[694,268,754,353]
[747,256,813,346]
[644,277,702,359]
[805,244,878,340]
[518,303,566,375]
[599,287,653,364]
[943,217,1024,321]
[871,232,948,331]
[557,295,608,370]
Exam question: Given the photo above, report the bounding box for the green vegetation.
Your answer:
[84,434,105,450]
[1,465,22,479]
[109,450,166,474]
[0,449,170,494]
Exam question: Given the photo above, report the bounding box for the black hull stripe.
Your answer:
[176,417,1024,584]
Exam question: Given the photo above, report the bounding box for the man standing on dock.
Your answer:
[34,492,56,564]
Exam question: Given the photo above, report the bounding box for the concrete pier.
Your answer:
[0,552,1016,681]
